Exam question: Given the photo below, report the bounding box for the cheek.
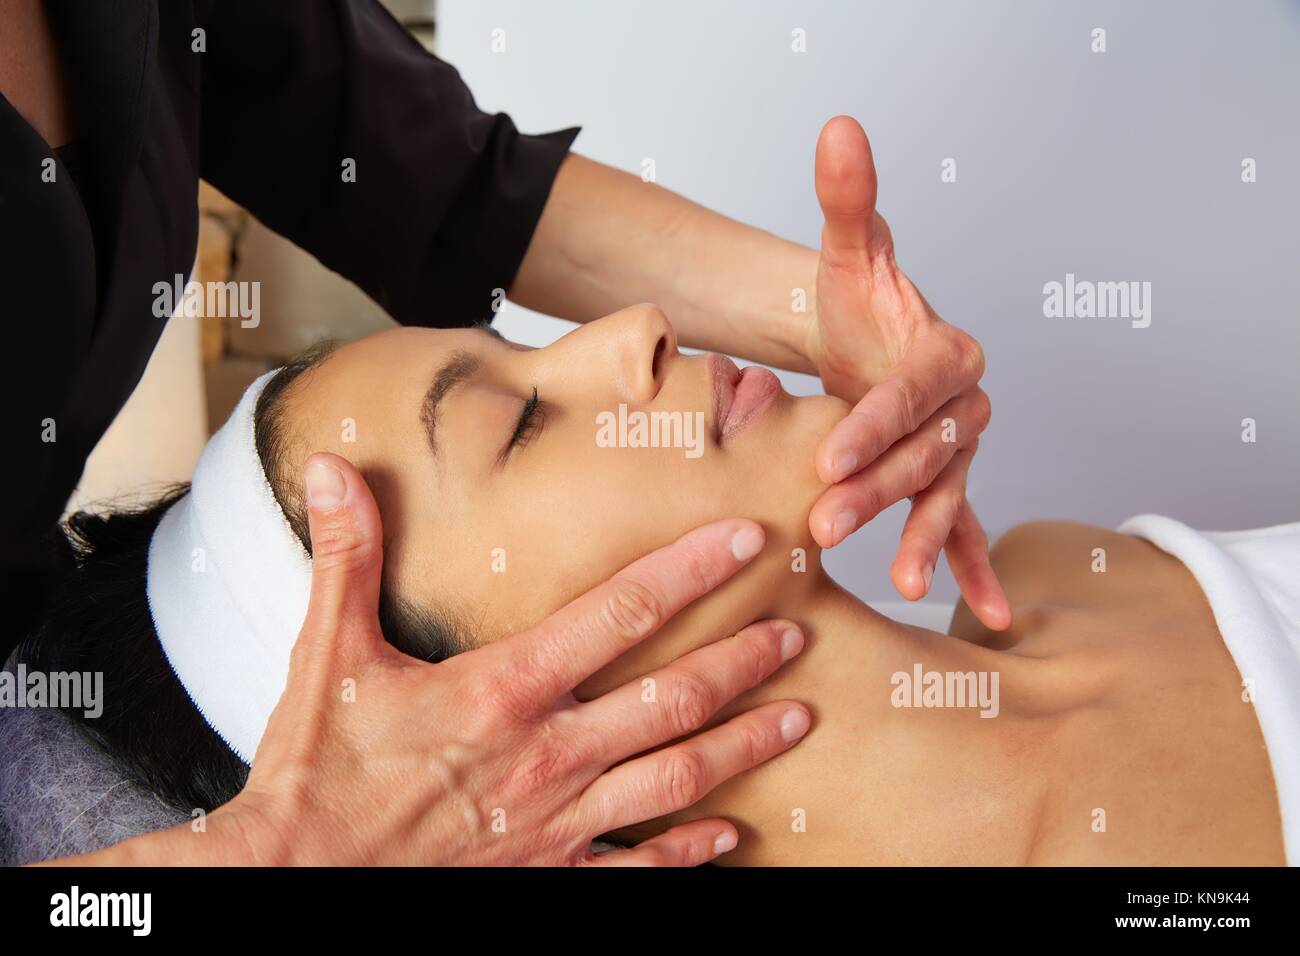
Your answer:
[473,455,705,633]
[434,396,846,644]
[460,443,730,638]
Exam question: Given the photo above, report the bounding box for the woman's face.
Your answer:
[281,305,849,687]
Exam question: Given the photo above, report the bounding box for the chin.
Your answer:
[726,406,834,576]
[758,391,846,487]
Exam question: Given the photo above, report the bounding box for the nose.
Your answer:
[560,303,677,404]
[619,303,676,401]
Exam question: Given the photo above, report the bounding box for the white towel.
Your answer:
[146,370,312,764]
[1119,514,1300,866]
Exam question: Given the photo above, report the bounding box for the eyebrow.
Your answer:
[420,350,480,459]
[418,325,516,458]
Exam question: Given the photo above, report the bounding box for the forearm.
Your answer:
[510,154,819,373]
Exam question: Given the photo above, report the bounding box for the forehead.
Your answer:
[275,325,517,609]
[291,326,490,406]
[328,326,487,379]
[277,326,489,455]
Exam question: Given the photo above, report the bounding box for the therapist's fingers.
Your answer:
[578,700,811,835]
[815,324,986,488]
[483,518,767,706]
[809,388,990,548]
[295,453,386,662]
[585,819,740,867]
[571,620,804,764]
[815,114,879,255]
[890,446,975,600]
[890,449,1011,630]
[940,500,1012,632]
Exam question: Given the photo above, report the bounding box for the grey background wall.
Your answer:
[437,0,1300,606]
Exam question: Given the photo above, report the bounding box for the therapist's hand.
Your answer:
[224,453,808,866]
[804,116,1010,631]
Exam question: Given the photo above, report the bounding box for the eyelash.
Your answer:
[504,387,545,457]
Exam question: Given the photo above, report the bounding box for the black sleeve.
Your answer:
[195,0,579,326]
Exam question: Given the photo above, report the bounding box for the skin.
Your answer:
[273,313,1286,865]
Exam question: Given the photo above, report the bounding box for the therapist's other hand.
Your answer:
[227,452,809,866]
[803,116,1010,631]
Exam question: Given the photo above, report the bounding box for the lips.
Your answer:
[709,353,783,444]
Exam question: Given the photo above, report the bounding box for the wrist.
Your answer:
[679,224,819,373]
[768,244,821,374]
[210,792,297,866]
[65,803,279,866]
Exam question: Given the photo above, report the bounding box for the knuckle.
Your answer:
[911,440,944,491]
[286,625,324,673]
[664,671,715,734]
[600,576,666,642]
[847,407,885,456]
[857,480,885,521]
[734,627,778,686]
[681,836,713,867]
[308,519,375,575]
[636,845,671,868]
[970,389,992,432]
[944,487,968,525]
[666,837,704,867]
[658,750,709,809]
[679,550,719,599]
[511,735,581,801]
[511,749,561,800]
[289,607,376,671]
[462,669,536,729]
[545,805,595,863]
[736,715,779,766]
[951,329,986,381]
[893,377,925,432]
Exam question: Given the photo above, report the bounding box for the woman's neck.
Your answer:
[616,566,1052,864]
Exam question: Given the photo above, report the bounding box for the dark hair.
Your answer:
[17,345,463,813]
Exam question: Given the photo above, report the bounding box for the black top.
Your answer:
[0,0,578,656]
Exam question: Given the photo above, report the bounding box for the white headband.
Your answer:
[146,369,312,764]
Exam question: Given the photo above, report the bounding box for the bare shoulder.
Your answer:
[948,519,1205,643]
[945,520,1284,863]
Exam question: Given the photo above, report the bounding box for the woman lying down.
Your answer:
[20,307,1299,866]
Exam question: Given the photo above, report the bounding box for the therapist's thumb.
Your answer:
[815,114,879,255]
[299,452,385,653]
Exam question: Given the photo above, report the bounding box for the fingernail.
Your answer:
[305,460,346,511]
[780,706,811,742]
[922,564,934,594]
[780,627,804,661]
[712,830,738,856]
[832,452,858,482]
[730,525,765,561]
[831,510,857,545]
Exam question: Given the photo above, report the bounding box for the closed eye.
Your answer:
[500,387,545,462]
